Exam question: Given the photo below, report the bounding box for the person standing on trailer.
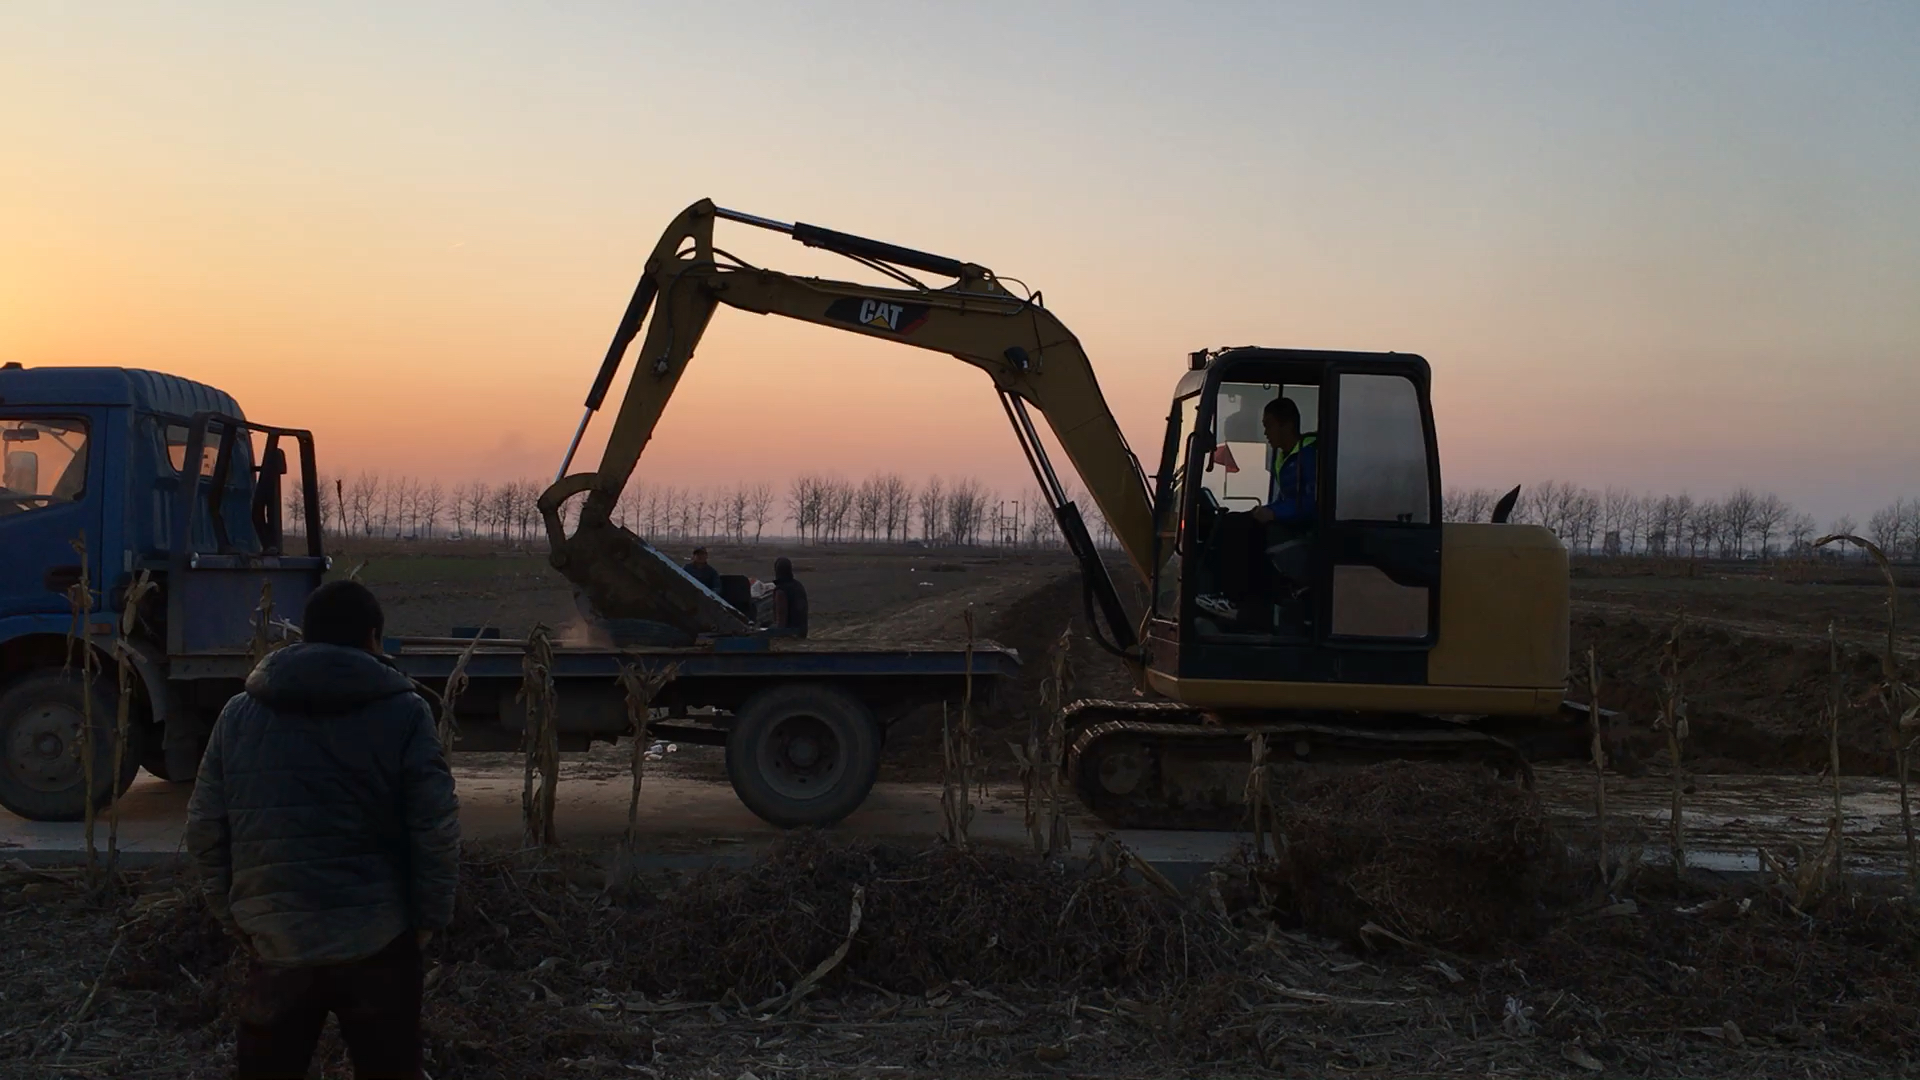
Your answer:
[770,556,809,637]
[683,545,721,591]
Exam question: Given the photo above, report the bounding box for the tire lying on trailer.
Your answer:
[0,671,145,822]
[725,683,880,829]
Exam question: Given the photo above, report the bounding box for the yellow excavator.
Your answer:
[539,199,1601,829]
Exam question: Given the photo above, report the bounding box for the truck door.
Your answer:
[0,412,106,623]
[1318,364,1442,678]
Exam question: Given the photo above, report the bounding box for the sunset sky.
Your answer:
[3,1,1916,525]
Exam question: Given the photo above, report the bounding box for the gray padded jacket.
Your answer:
[185,643,460,966]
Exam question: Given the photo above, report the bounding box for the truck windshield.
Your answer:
[0,417,88,516]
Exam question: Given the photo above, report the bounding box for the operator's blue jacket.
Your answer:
[1266,435,1318,524]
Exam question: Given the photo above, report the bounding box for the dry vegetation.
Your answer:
[6,773,1919,1079]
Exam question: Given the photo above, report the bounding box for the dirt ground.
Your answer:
[5,777,1917,1080]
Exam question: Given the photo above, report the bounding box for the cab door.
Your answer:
[1317,362,1442,681]
[0,411,106,623]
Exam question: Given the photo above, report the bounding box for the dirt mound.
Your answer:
[1255,761,1563,950]
[878,565,1144,777]
[1574,613,1897,774]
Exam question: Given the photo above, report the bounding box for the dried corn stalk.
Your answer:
[940,609,977,849]
[519,624,561,846]
[1816,533,1920,906]
[1015,625,1075,857]
[245,581,276,671]
[109,570,158,879]
[438,612,497,751]
[1655,616,1688,875]
[1042,627,1073,858]
[1587,646,1609,882]
[1246,732,1272,861]
[616,662,677,849]
[63,533,101,885]
[1825,620,1847,896]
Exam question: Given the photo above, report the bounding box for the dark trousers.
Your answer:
[234,931,423,1080]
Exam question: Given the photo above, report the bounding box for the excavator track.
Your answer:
[1063,699,1535,830]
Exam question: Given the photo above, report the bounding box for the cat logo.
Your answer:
[824,296,930,335]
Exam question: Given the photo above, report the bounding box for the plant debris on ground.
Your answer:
[3,760,1918,1079]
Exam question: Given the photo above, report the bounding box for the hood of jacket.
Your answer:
[244,642,418,715]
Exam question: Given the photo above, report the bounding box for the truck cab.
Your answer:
[0,363,325,820]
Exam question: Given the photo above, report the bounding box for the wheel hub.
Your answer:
[787,736,821,768]
[757,714,845,801]
[7,702,85,793]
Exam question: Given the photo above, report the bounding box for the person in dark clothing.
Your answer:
[771,556,809,637]
[683,546,721,592]
[186,579,460,1080]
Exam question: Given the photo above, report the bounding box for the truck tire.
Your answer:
[0,672,144,822]
[725,684,879,828]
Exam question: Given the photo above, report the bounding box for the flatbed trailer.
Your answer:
[387,634,1019,827]
[135,632,1018,830]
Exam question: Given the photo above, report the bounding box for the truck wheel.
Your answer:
[0,672,144,822]
[726,684,879,828]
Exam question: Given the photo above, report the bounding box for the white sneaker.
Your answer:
[1196,594,1239,620]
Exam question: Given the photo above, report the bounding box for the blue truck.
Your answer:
[0,364,1014,826]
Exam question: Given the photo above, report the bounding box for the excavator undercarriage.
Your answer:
[1064,700,1619,829]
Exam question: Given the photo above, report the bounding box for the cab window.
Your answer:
[1333,373,1430,524]
[1200,381,1319,513]
[0,417,89,516]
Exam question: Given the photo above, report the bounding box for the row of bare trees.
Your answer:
[1444,482,1918,560]
[286,473,548,543]
[286,470,1116,549]
[290,469,1912,561]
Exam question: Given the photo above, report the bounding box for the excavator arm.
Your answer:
[538,199,1153,652]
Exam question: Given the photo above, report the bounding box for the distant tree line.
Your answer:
[1445,482,1920,561]
[285,470,1918,562]
[285,470,1116,550]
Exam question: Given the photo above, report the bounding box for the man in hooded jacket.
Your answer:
[187,579,460,1080]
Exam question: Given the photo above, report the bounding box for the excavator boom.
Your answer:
[541,199,1153,652]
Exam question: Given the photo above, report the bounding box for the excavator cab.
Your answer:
[1146,348,1447,702]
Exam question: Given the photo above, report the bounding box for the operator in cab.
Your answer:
[770,557,808,637]
[1195,395,1319,631]
[1254,396,1317,590]
[1253,397,1316,531]
[683,546,721,592]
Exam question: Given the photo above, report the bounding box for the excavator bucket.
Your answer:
[541,491,752,640]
